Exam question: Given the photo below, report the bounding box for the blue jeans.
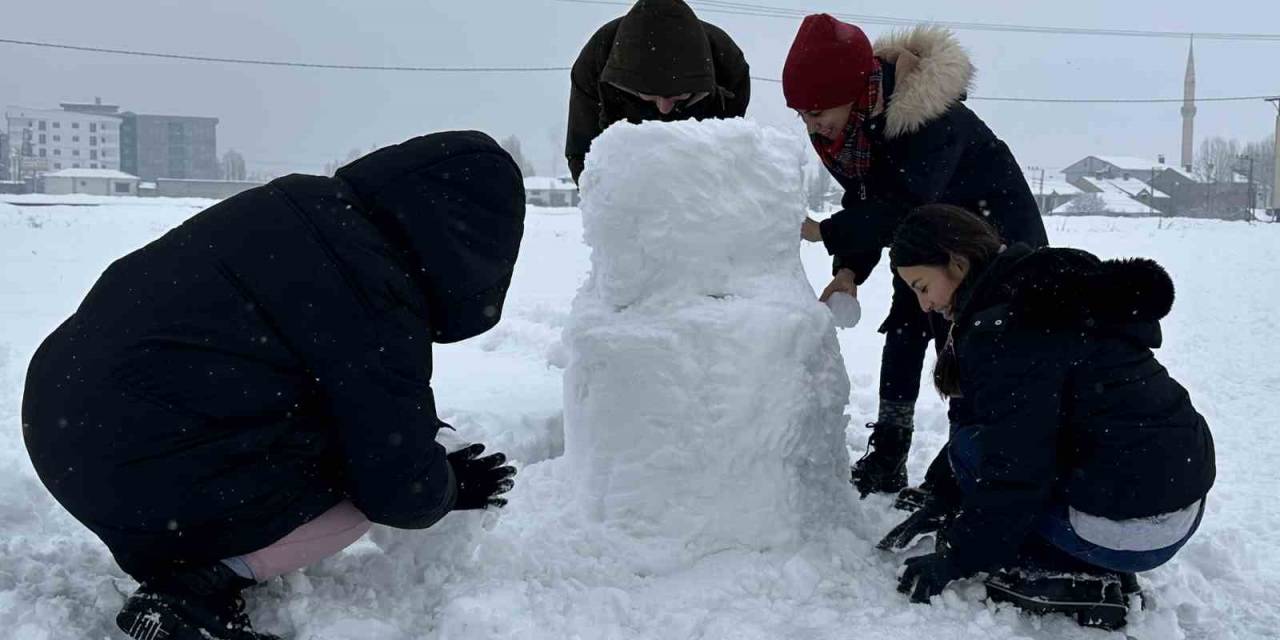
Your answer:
[949,429,1203,573]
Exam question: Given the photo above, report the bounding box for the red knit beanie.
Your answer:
[782,14,875,111]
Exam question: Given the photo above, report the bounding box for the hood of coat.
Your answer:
[874,25,975,139]
[600,0,716,97]
[335,131,526,344]
[957,245,1176,347]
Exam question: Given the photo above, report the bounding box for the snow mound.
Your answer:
[578,119,813,307]
[564,119,854,566]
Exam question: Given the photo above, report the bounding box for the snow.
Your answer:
[1053,190,1154,215]
[0,193,218,208]
[523,176,576,192]
[1080,176,1171,200]
[3,141,1280,638]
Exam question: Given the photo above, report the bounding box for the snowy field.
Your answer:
[1,194,1278,639]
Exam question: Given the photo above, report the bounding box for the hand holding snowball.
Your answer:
[819,268,858,303]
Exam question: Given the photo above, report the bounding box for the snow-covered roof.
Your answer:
[44,168,139,180]
[1090,156,1196,181]
[1081,176,1171,200]
[1022,174,1082,195]
[523,176,576,192]
[1052,191,1153,215]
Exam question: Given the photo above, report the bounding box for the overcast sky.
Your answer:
[3,0,1277,178]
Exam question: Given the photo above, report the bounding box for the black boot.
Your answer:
[117,563,281,640]
[850,422,910,497]
[984,540,1129,630]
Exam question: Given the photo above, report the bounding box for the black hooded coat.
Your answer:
[22,130,525,579]
[565,0,750,182]
[936,245,1216,575]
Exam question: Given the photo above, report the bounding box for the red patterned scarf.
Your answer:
[813,58,882,182]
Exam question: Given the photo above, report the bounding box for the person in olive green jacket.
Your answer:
[565,0,750,183]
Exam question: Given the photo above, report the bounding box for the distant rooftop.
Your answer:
[45,168,139,180]
[60,97,120,115]
[1089,155,1197,181]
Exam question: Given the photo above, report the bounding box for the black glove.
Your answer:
[447,443,517,510]
[897,551,964,603]
[877,500,953,551]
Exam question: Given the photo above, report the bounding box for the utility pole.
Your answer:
[1238,154,1255,220]
[1026,165,1047,213]
[1206,162,1214,216]
[1268,98,1280,221]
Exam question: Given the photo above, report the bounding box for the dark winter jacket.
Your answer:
[817,26,1046,288]
[937,244,1215,575]
[565,0,750,183]
[21,131,525,579]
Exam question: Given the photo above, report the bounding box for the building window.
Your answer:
[38,134,46,144]
[72,150,80,157]
[38,120,46,131]
[73,164,81,169]
[90,150,98,160]
[90,136,97,146]
[114,182,131,194]
[91,163,99,169]
[53,149,61,156]
[39,149,46,157]
[53,122,60,129]
[90,122,97,132]
[54,163,62,170]
[72,136,80,143]
[53,135,60,142]
[72,122,79,129]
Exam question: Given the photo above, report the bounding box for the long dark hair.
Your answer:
[889,204,1004,397]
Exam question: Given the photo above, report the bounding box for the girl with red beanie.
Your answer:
[783,15,1048,506]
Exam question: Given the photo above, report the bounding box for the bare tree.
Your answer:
[499,135,536,177]
[805,168,833,212]
[1195,137,1242,182]
[324,148,365,177]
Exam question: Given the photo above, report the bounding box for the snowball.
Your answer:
[825,291,862,328]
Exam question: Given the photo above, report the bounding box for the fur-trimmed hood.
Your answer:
[874,26,974,139]
[958,245,1176,345]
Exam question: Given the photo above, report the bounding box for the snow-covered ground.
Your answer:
[2,194,1278,639]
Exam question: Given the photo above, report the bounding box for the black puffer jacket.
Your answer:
[22,131,525,579]
[565,0,750,182]
[817,26,1046,285]
[939,244,1215,575]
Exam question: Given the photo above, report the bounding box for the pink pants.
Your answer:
[234,501,371,581]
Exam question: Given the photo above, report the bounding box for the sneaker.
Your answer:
[117,564,280,640]
[850,422,910,497]
[985,567,1128,630]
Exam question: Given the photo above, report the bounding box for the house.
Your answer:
[1062,155,1195,187]
[42,168,140,196]
[524,176,580,207]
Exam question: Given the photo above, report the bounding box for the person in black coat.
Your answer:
[566,0,750,183]
[22,130,525,640]
[782,16,1048,499]
[881,204,1214,629]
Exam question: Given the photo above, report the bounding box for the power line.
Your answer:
[0,37,570,72]
[557,0,1280,41]
[749,75,1272,103]
[2,35,1274,104]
